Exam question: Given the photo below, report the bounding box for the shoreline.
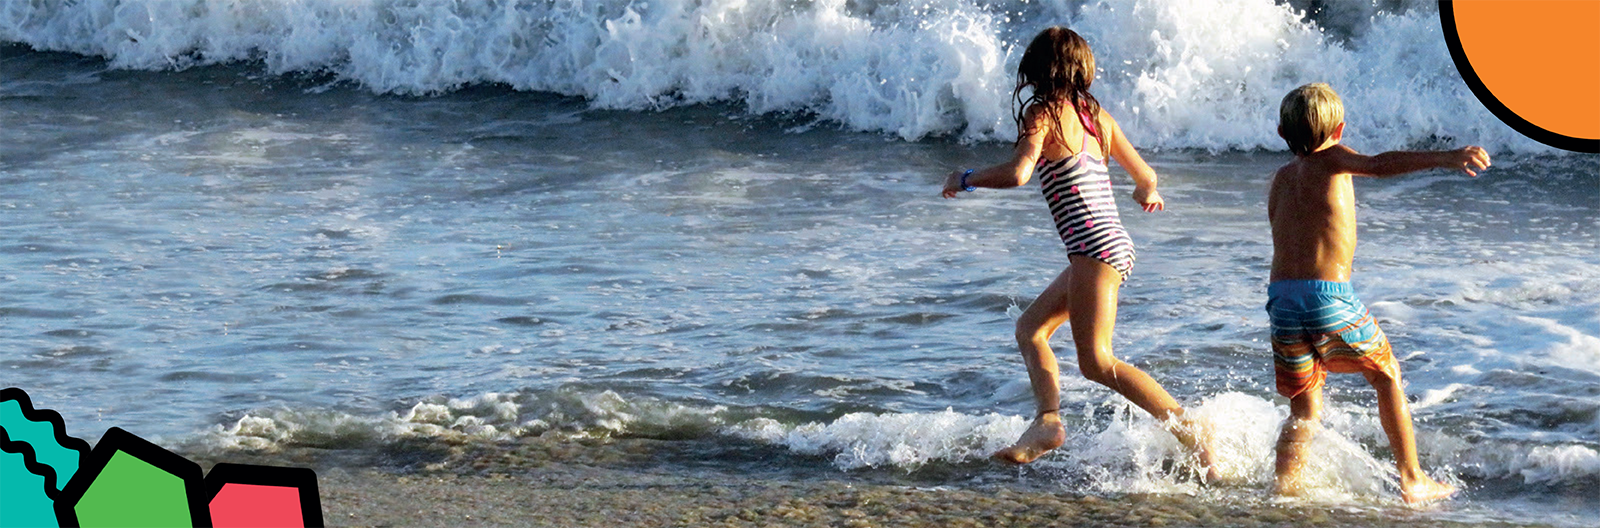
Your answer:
[178,431,1570,528]
[312,464,1543,528]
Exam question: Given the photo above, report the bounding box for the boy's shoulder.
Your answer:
[1272,157,1304,178]
[1271,156,1314,187]
[1277,145,1362,181]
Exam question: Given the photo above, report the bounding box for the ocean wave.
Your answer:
[727,408,1021,469]
[1513,445,1600,484]
[198,388,1547,499]
[0,0,1553,152]
[197,389,733,449]
[1455,442,1600,485]
[186,386,1600,501]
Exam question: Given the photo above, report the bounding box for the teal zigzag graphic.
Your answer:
[1,388,92,528]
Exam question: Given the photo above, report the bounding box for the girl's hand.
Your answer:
[1133,185,1164,212]
[941,170,967,199]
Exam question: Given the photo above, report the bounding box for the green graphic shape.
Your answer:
[1,447,60,527]
[73,451,193,528]
[0,398,81,492]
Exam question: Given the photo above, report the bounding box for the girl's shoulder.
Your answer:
[1021,102,1057,124]
[1088,106,1121,140]
[1029,101,1114,129]
[1085,104,1115,127]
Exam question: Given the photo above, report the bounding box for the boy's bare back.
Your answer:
[1269,143,1490,283]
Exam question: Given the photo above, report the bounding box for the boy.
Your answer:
[1268,83,1489,504]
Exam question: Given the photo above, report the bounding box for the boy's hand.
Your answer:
[1133,185,1165,212]
[941,170,966,199]
[1452,146,1491,177]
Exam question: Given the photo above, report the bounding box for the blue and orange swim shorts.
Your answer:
[1267,280,1400,399]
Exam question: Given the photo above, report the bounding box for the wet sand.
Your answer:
[314,466,1537,528]
[186,436,1549,528]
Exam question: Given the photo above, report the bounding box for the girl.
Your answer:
[942,27,1214,477]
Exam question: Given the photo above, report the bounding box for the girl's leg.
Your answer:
[992,265,1077,464]
[1068,255,1217,478]
[1067,255,1182,418]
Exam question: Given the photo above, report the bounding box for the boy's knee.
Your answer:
[1360,366,1400,388]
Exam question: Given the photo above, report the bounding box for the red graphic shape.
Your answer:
[210,483,305,528]
[203,463,323,528]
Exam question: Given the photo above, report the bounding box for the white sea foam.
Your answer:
[728,408,1021,469]
[731,392,1425,498]
[198,389,724,449]
[1514,445,1600,484]
[189,385,1600,498]
[1516,316,1600,375]
[1455,442,1600,485]
[0,0,1551,151]
[1413,382,1467,410]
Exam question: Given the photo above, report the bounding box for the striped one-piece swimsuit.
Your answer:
[1036,133,1136,280]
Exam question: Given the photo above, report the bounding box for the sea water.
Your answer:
[3,0,1596,525]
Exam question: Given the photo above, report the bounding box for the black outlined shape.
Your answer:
[204,463,325,528]
[0,387,92,501]
[1439,0,1600,153]
[53,427,214,528]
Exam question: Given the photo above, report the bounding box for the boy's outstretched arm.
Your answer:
[1338,145,1491,178]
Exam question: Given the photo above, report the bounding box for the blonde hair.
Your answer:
[1279,83,1344,156]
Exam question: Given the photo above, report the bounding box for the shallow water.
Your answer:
[3,2,1598,524]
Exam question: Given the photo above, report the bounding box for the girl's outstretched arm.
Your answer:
[1103,113,1165,212]
[942,107,1050,198]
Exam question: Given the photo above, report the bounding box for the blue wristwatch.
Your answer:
[961,169,976,192]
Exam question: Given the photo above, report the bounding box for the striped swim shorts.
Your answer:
[1267,280,1399,399]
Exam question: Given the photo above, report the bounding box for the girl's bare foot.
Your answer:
[1401,476,1457,504]
[1169,415,1221,483]
[993,412,1065,464]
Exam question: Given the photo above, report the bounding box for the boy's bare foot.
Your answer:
[1274,477,1307,498]
[1274,419,1317,498]
[993,412,1065,464]
[1401,477,1457,505]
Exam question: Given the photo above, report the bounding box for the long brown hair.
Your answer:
[1013,27,1105,153]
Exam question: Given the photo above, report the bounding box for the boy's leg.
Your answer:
[993,265,1075,464]
[1361,365,1457,503]
[1275,384,1321,496]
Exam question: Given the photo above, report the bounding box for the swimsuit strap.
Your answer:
[1076,107,1097,156]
